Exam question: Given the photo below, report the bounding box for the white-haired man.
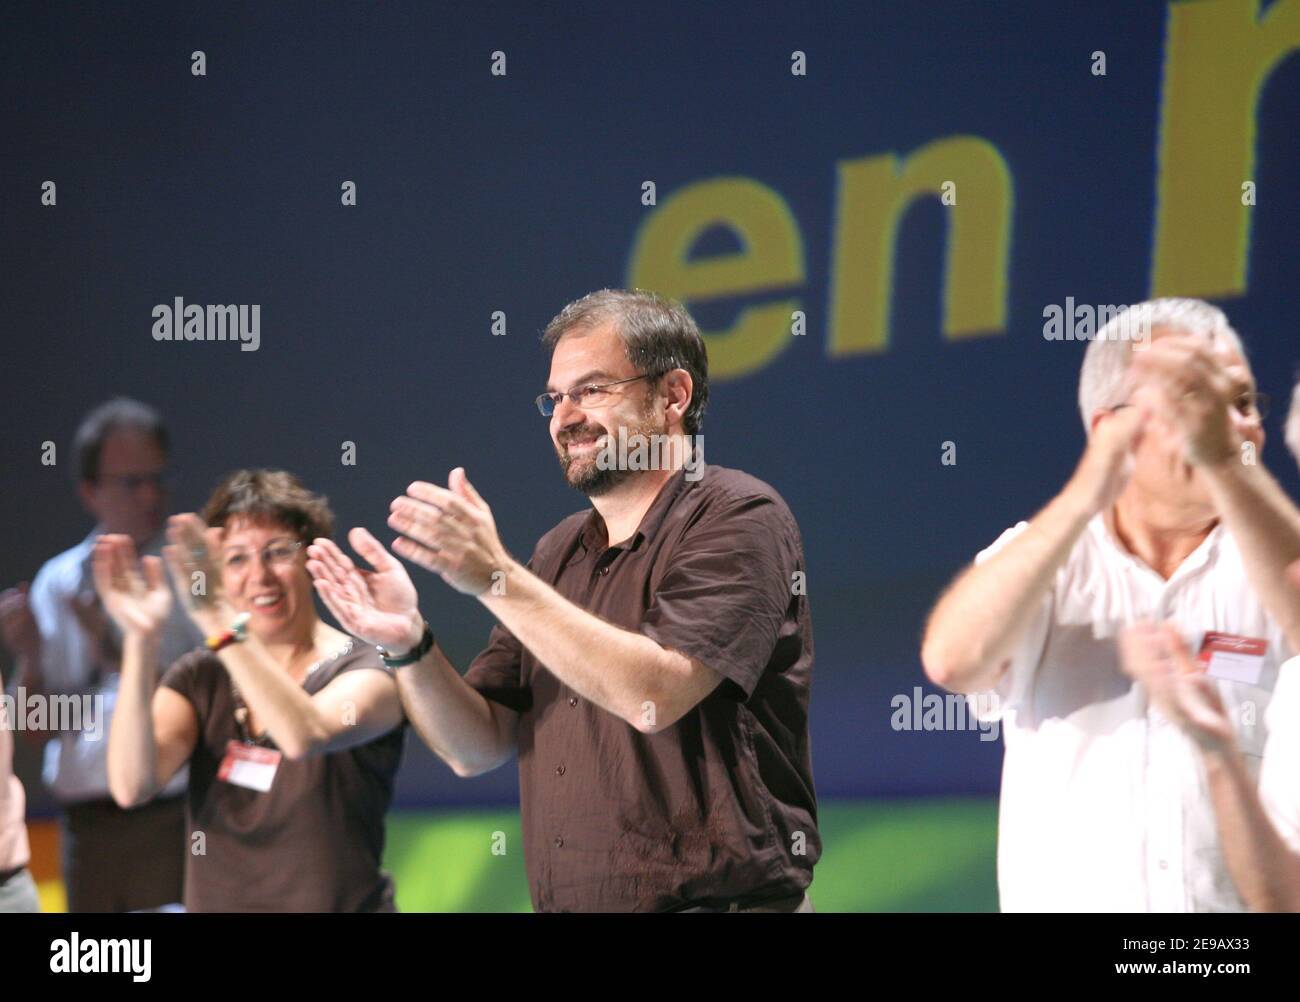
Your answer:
[1118,379,1300,910]
[922,298,1300,911]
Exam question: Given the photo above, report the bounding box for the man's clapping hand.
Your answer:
[91,535,173,639]
[1128,335,1260,468]
[0,583,40,663]
[1118,621,1235,753]
[307,528,425,655]
[387,468,515,597]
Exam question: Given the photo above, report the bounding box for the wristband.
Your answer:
[206,612,251,653]
[378,621,434,667]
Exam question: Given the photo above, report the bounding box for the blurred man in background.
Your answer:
[0,398,199,911]
[922,299,1300,911]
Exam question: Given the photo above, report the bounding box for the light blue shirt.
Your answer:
[27,529,200,803]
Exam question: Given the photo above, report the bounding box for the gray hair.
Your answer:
[1077,298,1245,431]
[542,289,709,436]
[1286,381,1300,466]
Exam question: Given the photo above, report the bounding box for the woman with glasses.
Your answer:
[96,469,407,912]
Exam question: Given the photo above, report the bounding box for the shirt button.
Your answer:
[555,763,565,776]
[568,697,578,707]
[599,565,610,576]
[1159,860,1168,870]
[554,836,564,848]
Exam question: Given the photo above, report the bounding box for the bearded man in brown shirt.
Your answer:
[308,290,819,912]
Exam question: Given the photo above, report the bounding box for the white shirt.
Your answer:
[973,514,1293,912]
[27,530,198,804]
[1259,655,1300,853]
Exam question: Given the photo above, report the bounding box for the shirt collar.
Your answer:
[1092,511,1224,582]
[578,464,703,554]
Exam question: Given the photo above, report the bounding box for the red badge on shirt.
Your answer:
[217,741,281,793]
[1197,632,1267,686]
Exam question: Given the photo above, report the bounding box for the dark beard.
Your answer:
[556,407,663,498]
[564,459,629,497]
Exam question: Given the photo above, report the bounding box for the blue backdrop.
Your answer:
[2,0,1296,810]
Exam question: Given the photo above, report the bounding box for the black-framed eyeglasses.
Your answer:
[222,539,305,572]
[535,373,658,417]
[1110,390,1271,420]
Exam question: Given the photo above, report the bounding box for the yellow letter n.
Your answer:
[828,135,1012,357]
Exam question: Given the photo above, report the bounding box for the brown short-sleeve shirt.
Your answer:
[464,463,819,912]
[160,641,406,912]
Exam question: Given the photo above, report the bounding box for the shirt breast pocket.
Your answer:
[1221,678,1272,773]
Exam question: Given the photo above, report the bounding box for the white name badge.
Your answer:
[1197,632,1268,687]
[217,741,282,792]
